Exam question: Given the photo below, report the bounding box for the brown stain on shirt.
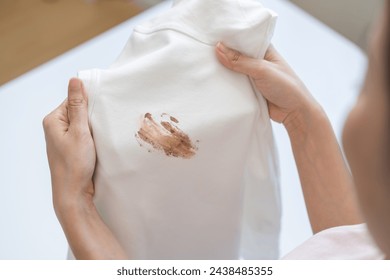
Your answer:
[135,113,198,159]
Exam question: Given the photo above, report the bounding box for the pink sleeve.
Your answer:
[282,224,384,260]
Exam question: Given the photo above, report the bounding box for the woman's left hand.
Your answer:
[43,78,96,217]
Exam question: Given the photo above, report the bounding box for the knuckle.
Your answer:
[68,97,85,108]
[229,50,242,64]
[42,115,52,130]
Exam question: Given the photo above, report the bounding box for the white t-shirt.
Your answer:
[282,224,385,260]
[74,0,280,259]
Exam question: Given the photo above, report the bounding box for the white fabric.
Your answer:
[282,224,385,260]
[74,0,280,259]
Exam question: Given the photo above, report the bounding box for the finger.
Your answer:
[42,98,69,135]
[67,78,89,132]
[216,42,270,79]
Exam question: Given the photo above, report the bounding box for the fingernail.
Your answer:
[69,78,81,91]
[217,42,228,54]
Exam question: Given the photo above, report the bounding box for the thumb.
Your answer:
[67,78,89,132]
[215,42,269,80]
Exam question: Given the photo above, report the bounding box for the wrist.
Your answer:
[55,197,97,231]
[284,102,327,142]
[53,181,96,224]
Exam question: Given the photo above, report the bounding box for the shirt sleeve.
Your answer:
[281,224,385,260]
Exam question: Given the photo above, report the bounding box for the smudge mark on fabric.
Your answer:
[135,113,198,159]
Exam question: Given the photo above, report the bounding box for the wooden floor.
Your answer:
[0,0,162,86]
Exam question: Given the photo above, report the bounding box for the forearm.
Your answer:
[55,184,128,260]
[285,106,363,234]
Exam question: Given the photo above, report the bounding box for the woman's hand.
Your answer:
[43,78,127,259]
[43,78,96,216]
[216,43,362,233]
[216,43,321,133]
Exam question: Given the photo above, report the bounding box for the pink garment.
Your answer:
[282,224,384,260]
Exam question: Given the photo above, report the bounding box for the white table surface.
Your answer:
[0,0,366,259]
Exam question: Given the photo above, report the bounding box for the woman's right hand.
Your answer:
[215,42,322,133]
[43,78,127,259]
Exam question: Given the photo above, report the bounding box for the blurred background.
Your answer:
[0,0,164,86]
[0,0,383,86]
[290,0,383,50]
